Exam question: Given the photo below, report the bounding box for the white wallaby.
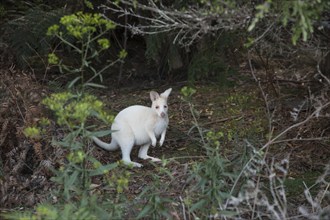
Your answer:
[92,88,172,167]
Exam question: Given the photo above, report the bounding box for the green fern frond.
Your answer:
[3,5,66,69]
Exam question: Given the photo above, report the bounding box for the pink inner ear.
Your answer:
[150,91,160,101]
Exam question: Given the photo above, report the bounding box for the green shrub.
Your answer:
[186,131,237,218]
[137,165,175,219]
[188,33,239,85]
[180,87,238,218]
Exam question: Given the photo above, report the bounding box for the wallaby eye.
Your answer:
[164,105,167,108]
[156,106,159,109]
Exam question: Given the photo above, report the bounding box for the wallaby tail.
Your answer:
[92,136,118,151]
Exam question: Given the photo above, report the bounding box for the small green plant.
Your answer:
[23,126,41,139]
[180,86,205,145]
[3,197,123,220]
[42,92,116,193]
[185,131,237,218]
[0,4,6,19]
[136,164,175,219]
[180,87,237,218]
[222,92,265,139]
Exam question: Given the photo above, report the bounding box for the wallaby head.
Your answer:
[150,88,172,118]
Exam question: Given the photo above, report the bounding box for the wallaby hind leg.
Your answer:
[114,124,142,167]
[138,144,161,162]
[119,140,143,167]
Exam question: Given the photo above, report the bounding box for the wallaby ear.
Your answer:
[150,91,160,101]
[161,88,172,99]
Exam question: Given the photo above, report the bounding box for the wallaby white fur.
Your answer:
[92,88,172,167]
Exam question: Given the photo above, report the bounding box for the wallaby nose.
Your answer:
[160,112,166,118]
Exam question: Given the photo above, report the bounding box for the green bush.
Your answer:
[137,165,175,219]
[188,33,239,85]
[180,87,238,218]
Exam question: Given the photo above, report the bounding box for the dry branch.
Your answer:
[101,0,252,46]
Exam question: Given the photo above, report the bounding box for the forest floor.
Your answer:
[1,51,330,218]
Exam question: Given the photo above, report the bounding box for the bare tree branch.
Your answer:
[101,0,252,46]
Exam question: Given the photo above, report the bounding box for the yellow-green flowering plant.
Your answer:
[4,11,131,220]
[42,91,117,189]
[46,11,126,91]
[14,93,124,219]
[43,13,121,199]
[33,90,126,218]
[5,9,130,220]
